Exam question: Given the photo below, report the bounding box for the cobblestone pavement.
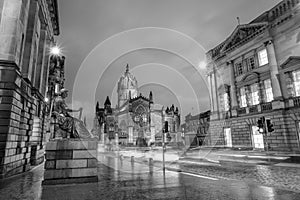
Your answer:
[1,154,300,200]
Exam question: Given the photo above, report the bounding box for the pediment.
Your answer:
[280,56,300,69]
[221,23,268,52]
[241,72,259,82]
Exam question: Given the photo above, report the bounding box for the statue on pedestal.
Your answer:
[52,88,95,139]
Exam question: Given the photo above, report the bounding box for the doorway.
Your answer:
[224,128,232,147]
[251,126,264,149]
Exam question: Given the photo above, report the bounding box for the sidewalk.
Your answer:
[182,147,300,168]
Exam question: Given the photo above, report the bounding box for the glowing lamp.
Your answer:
[50,46,61,55]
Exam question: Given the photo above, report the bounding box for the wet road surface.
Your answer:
[0,154,300,199]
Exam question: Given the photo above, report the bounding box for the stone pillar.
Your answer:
[0,0,23,62]
[21,0,38,81]
[207,74,214,112]
[258,80,265,103]
[265,40,282,99]
[228,61,238,107]
[227,61,238,117]
[34,25,47,92]
[43,139,98,185]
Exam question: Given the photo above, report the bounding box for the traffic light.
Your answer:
[257,117,265,133]
[266,119,274,133]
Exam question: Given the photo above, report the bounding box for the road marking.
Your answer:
[181,172,218,181]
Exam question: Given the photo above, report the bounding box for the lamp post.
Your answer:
[161,106,165,173]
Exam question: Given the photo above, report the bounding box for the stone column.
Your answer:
[207,74,214,112]
[258,80,265,103]
[227,61,238,108]
[0,0,23,62]
[21,0,39,81]
[265,40,282,99]
[211,69,219,119]
[34,25,47,91]
[41,37,52,97]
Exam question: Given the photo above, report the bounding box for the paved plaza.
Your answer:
[1,152,300,200]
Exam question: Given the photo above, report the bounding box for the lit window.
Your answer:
[240,87,247,108]
[223,93,230,111]
[293,70,300,96]
[250,83,259,105]
[264,79,274,102]
[258,49,269,66]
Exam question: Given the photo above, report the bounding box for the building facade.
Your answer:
[206,0,300,152]
[183,111,210,147]
[0,0,60,178]
[93,65,181,146]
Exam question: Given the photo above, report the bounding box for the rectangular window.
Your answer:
[258,49,269,66]
[223,93,230,111]
[250,83,259,105]
[264,79,274,102]
[293,70,300,96]
[240,87,247,108]
[248,57,256,70]
[235,63,243,76]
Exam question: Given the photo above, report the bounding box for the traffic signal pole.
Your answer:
[264,119,270,163]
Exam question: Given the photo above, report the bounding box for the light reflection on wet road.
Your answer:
[0,154,300,199]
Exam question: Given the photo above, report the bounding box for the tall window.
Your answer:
[235,63,243,75]
[223,93,230,111]
[240,87,247,108]
[248,57,256,70]
[258,49,269,66]
[293,70,300,96]
[264,79,274,102]
[250,83,259,105]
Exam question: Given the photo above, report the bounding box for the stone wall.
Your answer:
[0,66,47,178]
[43,139,98,185]
[208,108,300,152]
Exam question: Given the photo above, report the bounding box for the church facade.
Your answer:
[93,65,181,146]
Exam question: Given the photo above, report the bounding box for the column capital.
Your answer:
[264,40,273,47]
[226,60,234,66]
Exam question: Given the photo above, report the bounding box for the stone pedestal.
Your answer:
[43,139,98,185]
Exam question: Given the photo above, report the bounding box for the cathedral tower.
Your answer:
[117,64,138,108]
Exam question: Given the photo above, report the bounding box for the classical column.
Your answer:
[211,68,219,114]
[0,0,23,62]
[34,25,47,91]
[207,74,214,112]
[22,0,39,81]
[258,80,265,103]
[265,40,282,99]
[227,61,238,108]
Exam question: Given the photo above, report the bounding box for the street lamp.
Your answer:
[50,46,61,56]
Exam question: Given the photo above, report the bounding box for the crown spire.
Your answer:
[125,64,129,73]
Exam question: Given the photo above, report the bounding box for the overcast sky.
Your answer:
[57,0,281,128]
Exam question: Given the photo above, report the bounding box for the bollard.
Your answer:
[131,156,134,162]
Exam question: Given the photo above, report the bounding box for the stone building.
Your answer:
[183,111,210,147]
[0,0,60,178]
[206,0,300,152]
[93,65,181,146]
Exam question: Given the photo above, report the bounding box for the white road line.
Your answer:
[181,172,218,181]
